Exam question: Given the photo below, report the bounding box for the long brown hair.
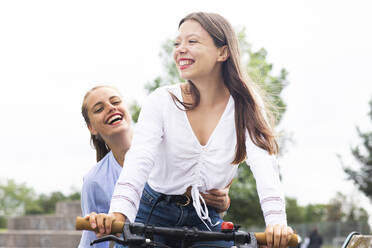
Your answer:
[173,12,278,164]
[81,86,112,162]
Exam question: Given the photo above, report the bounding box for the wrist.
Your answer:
[112,212,126,222]
[217,196,231,213]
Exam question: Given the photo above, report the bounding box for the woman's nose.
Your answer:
[108,104,117,113]
[176,42,187,53]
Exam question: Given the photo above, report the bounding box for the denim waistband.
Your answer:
[143,183,162,203]
[143,183,194,208]
[142,183,220,231]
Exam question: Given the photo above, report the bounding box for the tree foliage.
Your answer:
[0,179,36,217]
[302,203,327,223]
[0,179,80,218]
[237,28,288,125]
[343,98,372,200]
[224,163,264,227]
[25,191,80,215]
[286,192,368,229]
[0,179,37,228]
[324,192,369,227]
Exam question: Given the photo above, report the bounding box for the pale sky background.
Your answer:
[0,0,371,222]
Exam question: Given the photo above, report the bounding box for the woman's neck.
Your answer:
[105,133,131,167]
[189,75,229,107]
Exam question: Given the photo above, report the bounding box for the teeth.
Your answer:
[179,60,193,66]
[107,114,122,124]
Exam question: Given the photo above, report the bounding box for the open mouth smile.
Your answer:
[178,58,195,70]
[105,113,123,126]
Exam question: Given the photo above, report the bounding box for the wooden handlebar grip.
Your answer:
[75,216,124,234]
[255,232,299,247]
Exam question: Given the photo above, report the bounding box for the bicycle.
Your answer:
[76,216,300,248]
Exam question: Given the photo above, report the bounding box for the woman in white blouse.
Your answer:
[88,12,293,248]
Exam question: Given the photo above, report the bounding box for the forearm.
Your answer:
[246,142,287,225]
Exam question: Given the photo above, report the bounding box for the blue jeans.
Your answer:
[132,183,234,248]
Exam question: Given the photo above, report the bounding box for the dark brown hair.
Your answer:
[81,86,113,162]
[173,12,278,164]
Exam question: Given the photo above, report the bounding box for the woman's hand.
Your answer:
[201,181,232,212]
[264,224,294,248]
[201,188,230,212]
[84,212,126,237]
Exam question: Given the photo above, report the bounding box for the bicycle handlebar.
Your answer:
[76,216,300,247]
[76,216,124,233]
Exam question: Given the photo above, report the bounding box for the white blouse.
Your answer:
[109,84,287,227]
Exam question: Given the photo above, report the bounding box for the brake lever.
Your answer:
[123,222,147,245]
[90,222,147,246]
[91,235,125,245]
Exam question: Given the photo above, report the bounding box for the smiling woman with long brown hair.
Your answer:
[79,86,132,248]
[87,12,293,248]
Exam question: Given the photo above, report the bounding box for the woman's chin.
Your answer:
[107,124,131,136]
[179,71,195,81]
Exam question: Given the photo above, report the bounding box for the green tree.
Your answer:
[323,192,370,233]
[285,197,305,224]
[0,179,38,228]
[323,192,370,224]
[237,29,288,125]
[0,216,6,229]
[0,178,80,216]
[0,179,37,217]
[130,28,290,228]
[302,204,327,223]
[0,179,80,228]
[224,164,264,227]
[26,191,81,215]
[343,98,372,200]
[324,192,345,222]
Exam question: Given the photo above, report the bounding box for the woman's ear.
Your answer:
[217,45,229,62]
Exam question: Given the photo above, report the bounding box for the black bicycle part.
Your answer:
[91,222,252,247]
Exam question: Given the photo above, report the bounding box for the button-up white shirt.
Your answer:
[109,84,287,226]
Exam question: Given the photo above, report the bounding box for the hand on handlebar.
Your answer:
[84,212,126,237]
[264,224,294,248]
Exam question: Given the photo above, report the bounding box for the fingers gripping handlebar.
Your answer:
[254,233,301,247]
[76,216,124,233]
[75,216,300,247]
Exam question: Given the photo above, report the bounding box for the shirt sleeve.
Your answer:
[79,178,109,248]
[245,132,287,226]
[109,88,165,222]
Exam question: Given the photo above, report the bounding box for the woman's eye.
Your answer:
[173,42,180,47]
[113,101,121,105]
[189,40,197,44]
[94,107,103,113]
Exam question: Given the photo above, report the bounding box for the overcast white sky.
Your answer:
[1,0,371,221]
